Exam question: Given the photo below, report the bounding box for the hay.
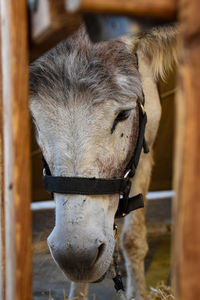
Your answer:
[147,282,175,300]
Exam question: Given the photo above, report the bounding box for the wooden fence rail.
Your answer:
[173,0,200,299]
[0,1,32,300]
[66,0,177,20]
[0,5,5,297]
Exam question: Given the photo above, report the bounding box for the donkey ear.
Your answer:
[122,25,177,80]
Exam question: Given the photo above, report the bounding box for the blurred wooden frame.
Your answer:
[29,0,82,61]
[29,0,177,61]
[1,0,200,300]
[66,0,177,20]
[0,1,32,299]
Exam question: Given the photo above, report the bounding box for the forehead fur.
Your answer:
[29,26,143,104]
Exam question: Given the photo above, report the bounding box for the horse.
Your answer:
[29,25,177,300]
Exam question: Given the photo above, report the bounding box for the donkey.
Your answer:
[29,26,177,300]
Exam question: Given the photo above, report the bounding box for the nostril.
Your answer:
[95,243,106,264]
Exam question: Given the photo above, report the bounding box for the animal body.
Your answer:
[29,26,177,300]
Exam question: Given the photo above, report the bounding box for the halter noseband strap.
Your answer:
[42,101,149,218]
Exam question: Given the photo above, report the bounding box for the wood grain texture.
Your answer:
[0,3,5,297]
[30,0,82,61]
[1,0,32,299]
[173,0,200,299]
[66,0,177,20]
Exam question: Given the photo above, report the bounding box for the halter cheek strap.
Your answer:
[42,102,149,218]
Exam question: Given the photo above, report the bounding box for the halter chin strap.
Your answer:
[42,101,149,218]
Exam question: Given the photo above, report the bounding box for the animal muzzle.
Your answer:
[47,228,109,282]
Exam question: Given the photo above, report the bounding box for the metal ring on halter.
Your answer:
[139,103,145,115]
[124,169,131,179]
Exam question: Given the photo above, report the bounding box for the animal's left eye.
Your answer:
[111,110,131,133]
[116,110,131,122]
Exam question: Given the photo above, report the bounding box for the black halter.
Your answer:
[42,100,149,218]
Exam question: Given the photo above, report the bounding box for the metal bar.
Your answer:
[30,190,175,211]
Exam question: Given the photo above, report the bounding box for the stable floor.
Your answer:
[33,196,172,300]
[33,235,171,300]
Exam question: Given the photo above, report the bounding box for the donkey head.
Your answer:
[29,26,176,282]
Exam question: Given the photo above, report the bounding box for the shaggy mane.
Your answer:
[132,25,177,80]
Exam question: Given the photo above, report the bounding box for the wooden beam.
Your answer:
[30,0,82,61]
[0,2,5,298]
[173,0,200,299]
[1,1,32,300]
[66,0,177,20]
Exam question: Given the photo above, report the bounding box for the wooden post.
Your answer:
[0,1,32,300]
[173,0,200,299]
[30,0,82,61]
[0,2,5,298]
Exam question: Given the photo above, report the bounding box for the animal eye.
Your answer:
[111,110,131,133]
[116,110,131,122]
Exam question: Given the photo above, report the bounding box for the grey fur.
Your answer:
[29,26,143,106]
[29,25,176,300]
